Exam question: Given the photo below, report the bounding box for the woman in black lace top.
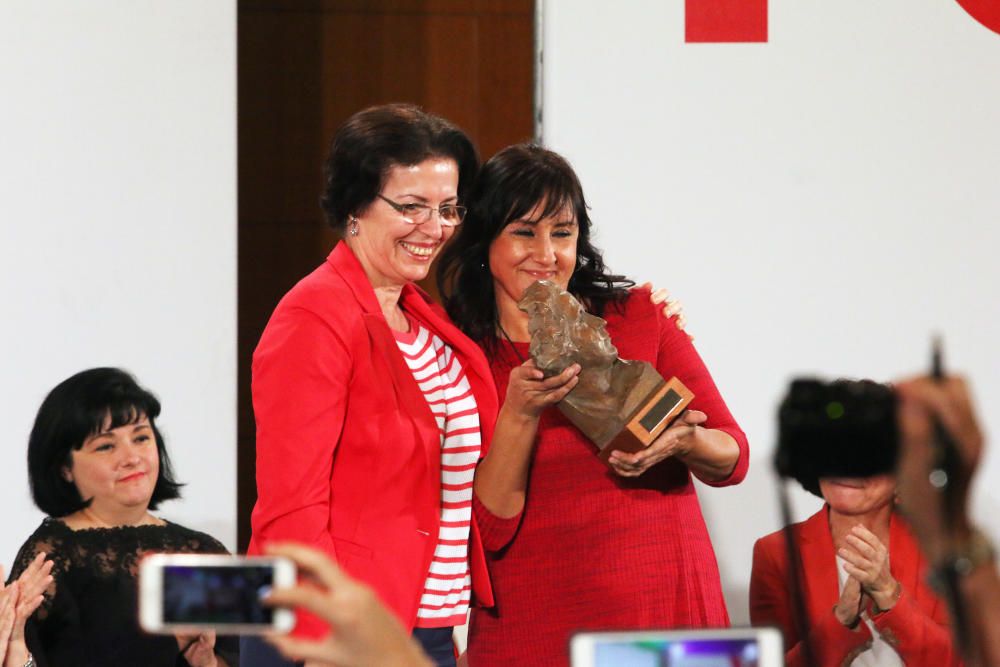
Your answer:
[6,368,237,667]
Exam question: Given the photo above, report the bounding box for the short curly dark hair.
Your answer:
[320,103,479,231]
[27,367,183,517]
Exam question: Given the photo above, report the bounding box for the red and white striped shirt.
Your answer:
[394,314,482,628]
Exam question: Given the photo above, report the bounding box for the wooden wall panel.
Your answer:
[237,0,534,549]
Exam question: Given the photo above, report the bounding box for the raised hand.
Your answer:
[0,573,16,666]
[834,574,865,627]
[2,553,54,667]
[840,525,900,612]
[895,375,983,563]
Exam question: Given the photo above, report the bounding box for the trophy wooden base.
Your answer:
[596,376,694,461]
[556,363,694,462]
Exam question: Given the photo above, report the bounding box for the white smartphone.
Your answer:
[139,554,296,635]
[569,627,784,667]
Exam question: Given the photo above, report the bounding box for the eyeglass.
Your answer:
[377,194,467,227]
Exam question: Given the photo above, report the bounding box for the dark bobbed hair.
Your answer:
[320,103,479,231]
[28,367,183,517]
[438,143,634,348]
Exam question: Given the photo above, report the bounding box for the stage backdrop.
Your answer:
[540,0,1000,624]
[0,1,237,564]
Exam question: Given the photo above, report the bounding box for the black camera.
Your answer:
[774,378,899,495]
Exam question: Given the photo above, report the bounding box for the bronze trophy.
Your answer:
[518,280,693,461]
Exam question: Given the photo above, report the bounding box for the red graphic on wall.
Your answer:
[685,0,768,43]
[954,0,1000,35]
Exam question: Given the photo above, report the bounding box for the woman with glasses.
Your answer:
[245,105,583,667]
[438,143,749,666]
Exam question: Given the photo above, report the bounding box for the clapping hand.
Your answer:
[0,569,14,665]
[839,525,900,613]
[0,552,54,667]
[833,574,865,627]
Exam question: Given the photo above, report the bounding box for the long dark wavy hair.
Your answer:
[438,143,634,352]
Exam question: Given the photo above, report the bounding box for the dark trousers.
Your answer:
[239,635,300,667]
[238,626,455,667]
[412,626,456,667]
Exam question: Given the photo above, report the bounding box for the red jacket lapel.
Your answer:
[799,507,843,623]
[325,243,441,484]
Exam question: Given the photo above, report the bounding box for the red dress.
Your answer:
[467,289,749,666]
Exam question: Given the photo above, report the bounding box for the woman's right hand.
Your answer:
[504,360,580,420]
[833,574,864,627]
[840,525,899,612]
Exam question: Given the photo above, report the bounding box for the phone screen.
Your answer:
[593,639,761,666]
[570,630,782,667]
[162,565,276,625]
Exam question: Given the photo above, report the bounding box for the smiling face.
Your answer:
[819,474,896,517]
[349,157,459,288]
[489,199,580,323]
[63,414,160,517]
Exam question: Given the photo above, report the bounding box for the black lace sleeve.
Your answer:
[157,521,230,555]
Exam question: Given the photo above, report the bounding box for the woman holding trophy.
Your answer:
[439,143,749,665]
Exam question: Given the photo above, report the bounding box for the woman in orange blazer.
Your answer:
[750,473,960,666]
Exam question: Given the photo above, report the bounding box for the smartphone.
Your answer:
[569,627,784,667]
[139,554,296,635]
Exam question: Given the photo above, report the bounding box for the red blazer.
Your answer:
[750,507,960,667]
[247,242,498,635]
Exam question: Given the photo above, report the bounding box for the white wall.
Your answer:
[541,0,1000,624]
[0,1,237,565]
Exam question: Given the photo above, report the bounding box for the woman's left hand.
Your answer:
[607,410,707,477]
[642,282,691,337]
[839,524,900,612]
[178,631,218,667]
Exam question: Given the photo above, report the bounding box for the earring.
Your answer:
[348,216,359,237]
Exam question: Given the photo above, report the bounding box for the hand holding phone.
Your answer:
[139,554,296,635]
[262,543,434,667]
